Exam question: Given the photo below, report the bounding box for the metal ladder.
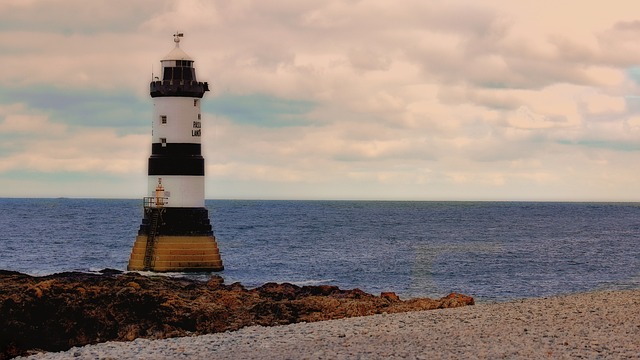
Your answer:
[143,209,160,270]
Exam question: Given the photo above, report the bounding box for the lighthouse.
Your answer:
[127,33,223,272]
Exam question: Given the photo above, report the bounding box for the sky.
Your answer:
[1,0,640,201]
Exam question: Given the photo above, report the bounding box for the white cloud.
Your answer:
[0,104,65,135]
[0,104,147,177]
[583,92,627,115]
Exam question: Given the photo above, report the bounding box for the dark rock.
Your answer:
[98,268,123,276]
[381,292,400,302]
[206,275,224,288]
[256,282,301,300]
[0,270,473,359]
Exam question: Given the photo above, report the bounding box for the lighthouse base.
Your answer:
[127,235,224,272]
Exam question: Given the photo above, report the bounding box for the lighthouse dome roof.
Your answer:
[162,44,193,61]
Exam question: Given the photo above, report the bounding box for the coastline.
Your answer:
[0,270,472,359]
[20,289,640,359]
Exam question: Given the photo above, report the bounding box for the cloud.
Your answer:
[204,93,316,127]
[0,103,65,135]
[0,102,147,178]
[0,87,149,132]
[0,0,160,33]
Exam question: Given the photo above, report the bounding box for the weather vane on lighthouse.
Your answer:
[127,33,223,272]
[173,31,183,43]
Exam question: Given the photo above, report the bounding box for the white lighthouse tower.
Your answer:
[128,33,223,272]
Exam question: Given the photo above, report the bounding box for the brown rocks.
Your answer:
[0,270,473,359]
[381,292,400,302]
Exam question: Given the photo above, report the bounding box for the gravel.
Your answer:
[20,289,640,359]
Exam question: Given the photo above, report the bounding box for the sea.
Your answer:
[1,198,639,303]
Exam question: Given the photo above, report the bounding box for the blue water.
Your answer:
[1,199,639,302]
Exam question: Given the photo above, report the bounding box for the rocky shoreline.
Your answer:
[17,289,640,359]
[0,270,473,359]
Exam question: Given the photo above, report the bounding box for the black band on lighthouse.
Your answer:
[148,156,204,176]
[138,207,214,236]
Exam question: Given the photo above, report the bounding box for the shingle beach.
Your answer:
[21,289,640,359]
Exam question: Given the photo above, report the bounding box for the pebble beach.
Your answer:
[21,289,640,359]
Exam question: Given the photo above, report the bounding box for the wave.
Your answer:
[288,278,336,286]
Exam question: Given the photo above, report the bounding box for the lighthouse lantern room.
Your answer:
[127,33,223,272]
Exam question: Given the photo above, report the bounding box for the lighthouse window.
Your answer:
[198,113,201,120]
[183,68,194,80]
[194,99,198,107]
[176,60,193,67]
[163,67,194,81]
[160,138,167,147]
[161,115,167,124]
[163,67,172,80]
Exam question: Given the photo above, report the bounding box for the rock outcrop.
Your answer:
[0,270,473,359]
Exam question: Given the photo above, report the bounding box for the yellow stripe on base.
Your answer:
[127,235,224,272]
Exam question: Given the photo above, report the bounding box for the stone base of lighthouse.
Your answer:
[127,235,223,272]
[127,206,224,272]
